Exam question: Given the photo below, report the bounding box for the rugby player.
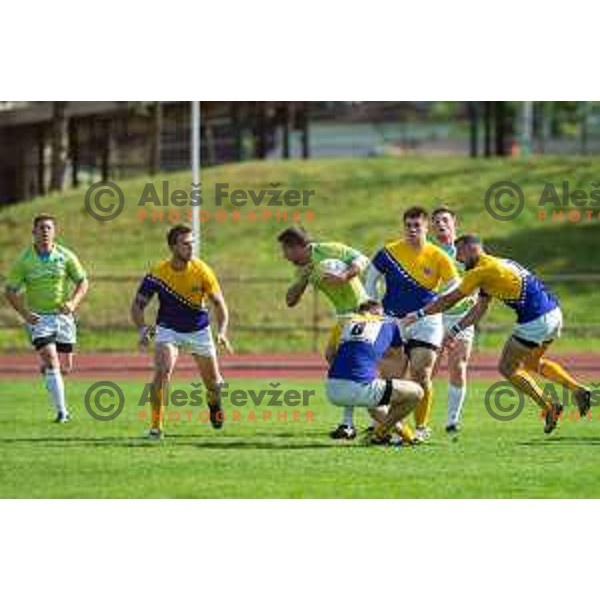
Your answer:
[402,234,591,434]
[278,226,370,440]
[325,300,423,445]
[365,207,459,442]
[131,225,233,439]
[430,207,476,434]
[4,214,88,422]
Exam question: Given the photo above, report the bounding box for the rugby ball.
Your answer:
[318,258,348,277]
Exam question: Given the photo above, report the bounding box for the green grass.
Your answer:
[1,155,600,352]
[2,377,600,498]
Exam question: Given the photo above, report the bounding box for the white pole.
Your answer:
[191,101,201,257]
[521,101,533,157]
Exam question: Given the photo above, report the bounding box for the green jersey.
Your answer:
[293,242,370,316]
[430,238,476,316]
[5,244,87,313]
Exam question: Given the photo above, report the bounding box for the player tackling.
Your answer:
[401,234,591,434]
[325,300,423,445]
[131,225,233,439]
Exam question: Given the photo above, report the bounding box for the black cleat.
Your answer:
[54,411,71,423]
[575,389,592,418]
[544,402,563,434]
[209,402,224,429]
[369,433,392,446]
[330,424,357,440]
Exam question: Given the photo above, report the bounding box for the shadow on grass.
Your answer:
[0,435,339,450]
[518,435,600,446]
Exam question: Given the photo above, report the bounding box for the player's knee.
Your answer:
[449,361,467,386]
[155,365,173,382]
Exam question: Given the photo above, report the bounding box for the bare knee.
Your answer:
[449,360,467,387]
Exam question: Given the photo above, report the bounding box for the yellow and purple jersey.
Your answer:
[137,259,221,333]
[458,254,559,324]
[370,240,458,317]
[328,313,403,383]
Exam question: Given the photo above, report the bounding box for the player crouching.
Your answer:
[325,300,423,445]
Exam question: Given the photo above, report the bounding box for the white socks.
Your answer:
[447,384,466,427]
[342,405,354,428]
[44,368,67,415]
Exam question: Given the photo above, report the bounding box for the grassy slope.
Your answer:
[1,378,599,498]
[1,156,600,352]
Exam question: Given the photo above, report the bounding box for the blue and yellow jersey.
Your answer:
[137,259,221,333]
[458,254,559,324]
[371,240,458,317]
[328,313,403,383]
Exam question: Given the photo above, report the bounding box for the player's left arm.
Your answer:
[203,264,233,354]
[208,292,233,354]
[62,252,89,314]
[321,243,369,285]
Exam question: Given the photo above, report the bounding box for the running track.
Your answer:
[1,352,599,381]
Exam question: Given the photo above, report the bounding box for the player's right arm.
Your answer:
[130,273,157,348]
[4,256,40,325]
[4,289,40,325]
[443,293,491,348]
[286,269,310,307]
[364,262,385,300]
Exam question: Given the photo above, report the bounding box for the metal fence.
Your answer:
[1,273,599,352]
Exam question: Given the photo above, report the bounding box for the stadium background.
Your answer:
[1,101,600,498]
[1,101,600,356]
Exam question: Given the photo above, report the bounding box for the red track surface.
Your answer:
[1,352,599,381]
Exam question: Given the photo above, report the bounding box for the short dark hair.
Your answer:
[403,206,428,223]
[33,214,56,228]
[455,233,483,247]
[431,206,457,220]
[277,226,311,247]
[167,225,192,247]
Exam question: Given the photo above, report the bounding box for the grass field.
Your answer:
[1,155,600,352]
[2,377,600,498]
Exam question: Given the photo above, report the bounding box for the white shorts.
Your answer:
[28,313,77,350]
[155,325,216,357]
[326,378,389,408]
[512,307,563,346]
[443,313,475,344]
[399,313,443,350]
